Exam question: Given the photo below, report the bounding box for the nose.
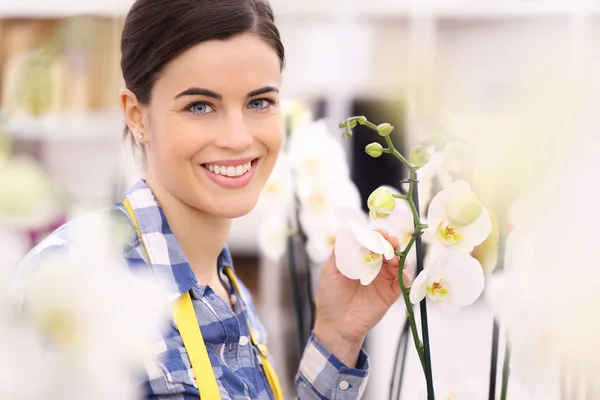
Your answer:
[213,111,253,152]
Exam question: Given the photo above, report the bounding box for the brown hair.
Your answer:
[120,0,285,142]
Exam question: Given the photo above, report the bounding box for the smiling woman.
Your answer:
[14,0,407,399]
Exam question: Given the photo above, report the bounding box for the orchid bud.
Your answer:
[338,120,358,129]
[446,191,484,227]
[410,145,431,168]
[367,186,396,220]
[365,142,384,158]
[377,123,394,137]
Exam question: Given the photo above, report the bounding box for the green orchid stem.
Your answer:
[393,194,409,201]
[500,344,511,400]
[396,237,426,374]
[341,116,434,398]
[411,171,435,400]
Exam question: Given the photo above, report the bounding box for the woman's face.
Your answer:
[137,33,284,218]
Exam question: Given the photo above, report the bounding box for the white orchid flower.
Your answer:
[425,180,491,252]
[257,152,293,213]
[14,214,172,400]
[257,211,289,262]
[333,207,395,286]
[368,188,417,274]
[300,209,338,264]
[288,119,350,183]
[410,249,484,312]
[281,99,314,131]
[296,178,361,215]
[0,156,60,229]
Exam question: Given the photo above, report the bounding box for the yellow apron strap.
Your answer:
[123,199,221,400]
[173,291,221,399]
[223,267,284,400]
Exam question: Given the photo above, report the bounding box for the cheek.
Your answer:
[154,116,211,162]
[259,119,284,166]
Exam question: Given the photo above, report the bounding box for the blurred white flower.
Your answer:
[425,180,491,252]
[333,207,394,285]
[487,140,600,390]
[410,365,479,400]
[256,153,293,213]
[256,115,360,265]
[0,156,60,229]
[410,249,484,313]
[281,99,314,132]
[288,119,350,184]
[410,364,555,400]
[257,211,290,263]
[0,322,50,400]
[12,213,172,400]
[297,179,361,216]
[300,209,337,264]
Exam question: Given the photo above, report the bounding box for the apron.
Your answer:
[123,198,284,400]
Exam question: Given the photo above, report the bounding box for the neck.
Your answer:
[146,179,231,285]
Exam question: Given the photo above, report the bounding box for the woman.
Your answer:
[17,0,406,398]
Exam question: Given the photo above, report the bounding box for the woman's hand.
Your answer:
[313,229,411,367]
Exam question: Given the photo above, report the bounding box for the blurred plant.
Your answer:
[337,116,492,399]
[0,155,61,229]
[1,212,172,400]
[486,140,600,398]
[256,104,362,265]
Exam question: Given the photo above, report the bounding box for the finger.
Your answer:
[387,235,400,250]
[383,255,400,268]
[375,229,389,240]
[374,229,400,250]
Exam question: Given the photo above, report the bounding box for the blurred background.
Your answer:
[1,1,600,398]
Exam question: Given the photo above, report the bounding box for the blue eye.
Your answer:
[188,102,213,115]
[248,98,272,110]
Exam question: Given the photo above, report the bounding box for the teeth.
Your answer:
[205,161,253,177]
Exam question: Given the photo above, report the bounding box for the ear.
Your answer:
[120,88,148,141]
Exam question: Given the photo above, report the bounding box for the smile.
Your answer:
[201,158,259,189]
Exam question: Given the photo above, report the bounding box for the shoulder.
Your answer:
[13,205,138,287]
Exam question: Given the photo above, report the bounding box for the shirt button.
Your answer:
[338,380,350,391]
[230,294,237,305]
[239,336,249,346]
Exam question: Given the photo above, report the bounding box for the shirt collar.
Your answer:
[123,179,234,300]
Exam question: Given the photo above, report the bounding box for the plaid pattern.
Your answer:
[15,180,370,399]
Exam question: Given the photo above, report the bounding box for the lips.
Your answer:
[201,158,260,189]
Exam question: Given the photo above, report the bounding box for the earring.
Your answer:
[137,133,144,140]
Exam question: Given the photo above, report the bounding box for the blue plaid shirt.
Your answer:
[15,180,369,399]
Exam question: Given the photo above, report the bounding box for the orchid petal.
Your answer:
[427,180,471,228]
[442,251,485,307]
[333,227,368,280]
[410,269,430,304]
[359,260,384,286]
[373,231,395,260]
[453,206,492,251]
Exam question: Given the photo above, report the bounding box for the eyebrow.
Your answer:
[174,86,279,100]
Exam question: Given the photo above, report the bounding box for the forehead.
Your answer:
[155,33,281,98]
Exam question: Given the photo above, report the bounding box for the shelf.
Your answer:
[4,112,125,142]
[0,0,132,18]
[271,0,600,19]
[2,0,598,20]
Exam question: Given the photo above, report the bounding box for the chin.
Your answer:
[210,195,259,219]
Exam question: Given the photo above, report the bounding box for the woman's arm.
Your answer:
[295,230,406,399]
